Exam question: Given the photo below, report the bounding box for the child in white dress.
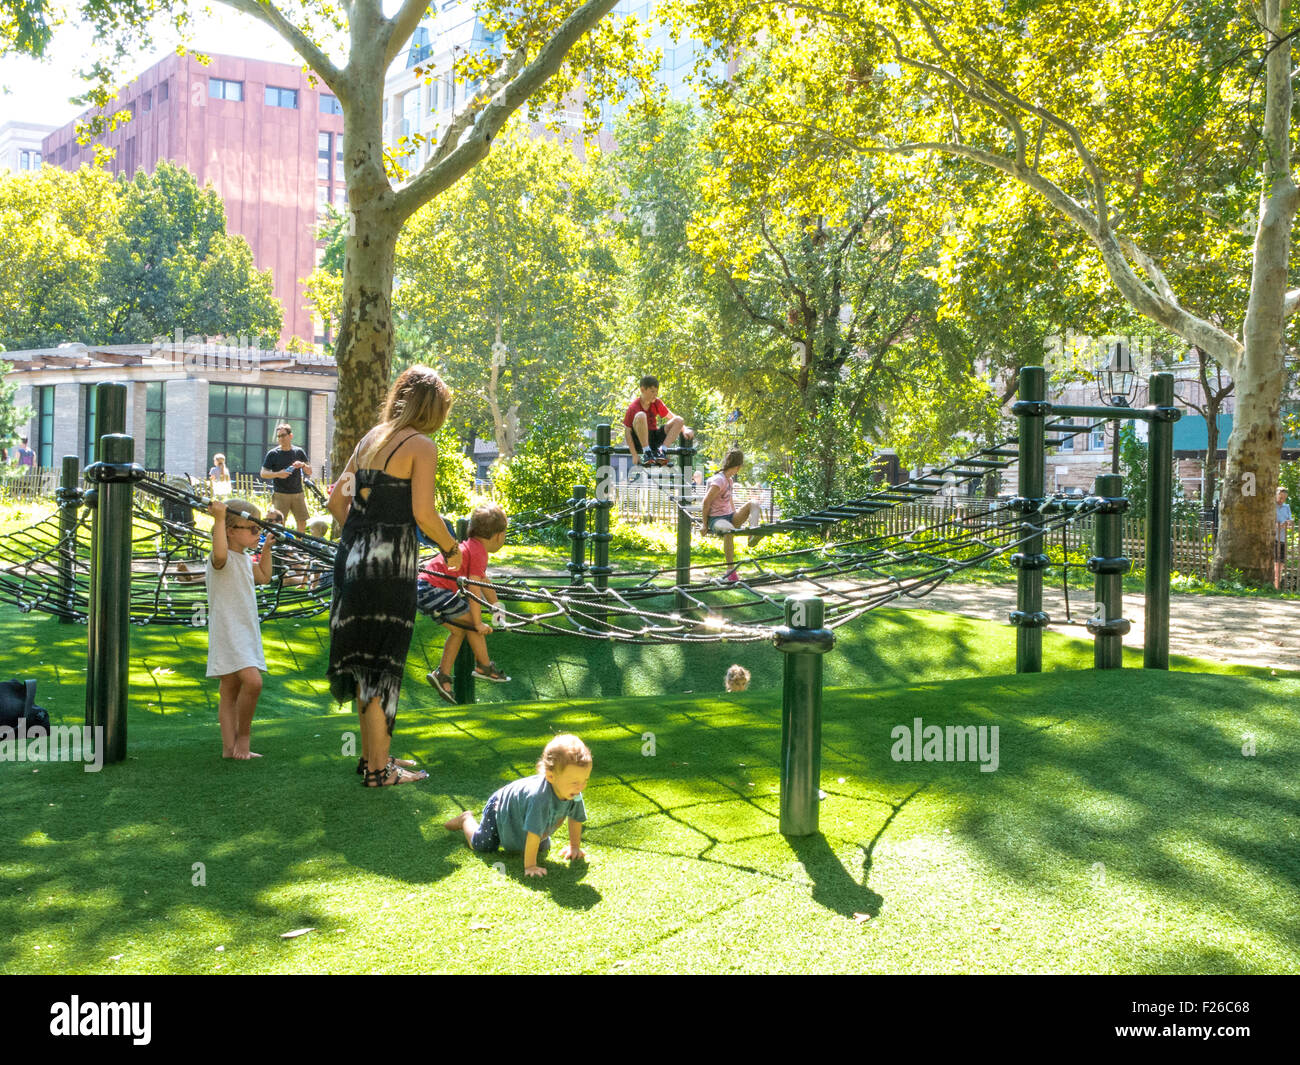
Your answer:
[206,499,275,759]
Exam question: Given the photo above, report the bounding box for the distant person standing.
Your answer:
[1275,486,1293,590]
[209,453,233,501]
[14,437,35,468]
[260,424,311,532]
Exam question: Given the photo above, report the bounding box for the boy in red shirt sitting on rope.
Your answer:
[419,502,511,702]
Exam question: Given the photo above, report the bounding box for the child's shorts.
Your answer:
[416,579,470,621]
[708,513,738,534]
[470,793,550,857]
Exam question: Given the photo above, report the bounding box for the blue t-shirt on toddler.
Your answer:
[489,773,587,851]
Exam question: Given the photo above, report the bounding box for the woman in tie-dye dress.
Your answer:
[326,366,463,787]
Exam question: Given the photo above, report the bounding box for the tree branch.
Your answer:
[392,0,621,221]
[384,0,433,70]
[215,0,343,92]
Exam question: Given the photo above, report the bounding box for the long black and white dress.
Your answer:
[327,437,424,732]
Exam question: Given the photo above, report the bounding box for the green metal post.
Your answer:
[1087,473,1131,669]
[1011,366,1048,672]
[1145,373,1176,669]
[84,382,127,733]
[674,439,694,611]
[88,434,137,764]
[451,517,476,705]
[591,425,613,629]
[96,379,127,437]
[566,483,588,586]
[57,455,81,624]
[774,596,833,836]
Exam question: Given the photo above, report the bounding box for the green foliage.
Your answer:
[100,163,281,345]
[1118,423,1201,529]
[0,164,280,349]
[433,423,475,516]
[1280,461,1300,501]
[489,416,594,518]
[388,123,627,453]
[0,355,31,455]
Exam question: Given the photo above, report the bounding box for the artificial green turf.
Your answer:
[0,600,1296,974]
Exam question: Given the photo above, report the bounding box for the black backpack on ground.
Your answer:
[0,680,52,733]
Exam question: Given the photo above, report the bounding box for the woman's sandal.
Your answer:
[472,661,511,683]
[426,669,456,704]
[355,755,418,776]
[361,757,429,787]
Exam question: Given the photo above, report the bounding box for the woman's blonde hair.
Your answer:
[371,365,454,457]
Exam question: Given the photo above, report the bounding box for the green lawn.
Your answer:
[1,597,1296,974]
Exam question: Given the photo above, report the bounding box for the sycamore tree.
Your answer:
[682,0,1298,582]
[205,0,652,473]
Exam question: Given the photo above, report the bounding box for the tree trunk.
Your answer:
[1211,0,1294,582]
[331,206,400,474]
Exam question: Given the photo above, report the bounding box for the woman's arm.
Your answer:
[410,437,462,567]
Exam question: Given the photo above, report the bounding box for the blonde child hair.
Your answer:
[537,733,593,774]
[725,664,751,692]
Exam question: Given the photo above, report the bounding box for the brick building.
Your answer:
[42,53,345,348]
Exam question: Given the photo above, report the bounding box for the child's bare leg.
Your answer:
[231,667,263,759]
[439,622,466,675]
[217,674,240,757]
[723,532,736,567]
[465,626,491,668]
[444,809,480,847]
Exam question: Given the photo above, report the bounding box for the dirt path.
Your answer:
[888,581,1300,672]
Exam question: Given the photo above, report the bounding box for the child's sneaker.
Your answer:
[653,447,670,465]
[641,446,655,467]
[725,569,739,583]
[473,661,511,683]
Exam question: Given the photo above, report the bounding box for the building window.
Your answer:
[144,382,166,471]
[1059,432,1074,452]
[209,78,243,102]
[333,186,346,209]
[82,385,99,465]
[318,132,332,180]
[320,93,342,115]
[34,386,54,468]
[1091,427,1106,451]
[142,90,152,113]
[265,86,299,109]
[428,81,438,112]
[207,385,310,475]
[158,79,169,102]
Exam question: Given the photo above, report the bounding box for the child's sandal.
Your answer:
[426,669,456,704]
[472,661,511,683]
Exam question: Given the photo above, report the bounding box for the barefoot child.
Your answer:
[206,499,274,759]
[420,502,511,701]
[445,734,591,877]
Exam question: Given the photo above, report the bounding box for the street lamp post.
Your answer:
[1096,341,1138,474]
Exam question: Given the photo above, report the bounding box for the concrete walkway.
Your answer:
[889,581,1300,672]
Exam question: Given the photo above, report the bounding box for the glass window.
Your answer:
[142,91,152,113]
[209,78,243,102]
[144,382,165,470]
[333,186,346,208]
[34,386,55,467]
[82,385,99,465]
[1059,432,1074,451]
[319,94,343,115]
[158,79,169,102]
[318,132,332,181]
[265,86,299,109]
[1091,428,1106,451]
[207,387,310,474]
[429,81,439,112]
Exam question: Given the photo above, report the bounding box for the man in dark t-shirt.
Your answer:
[260,423,312,531]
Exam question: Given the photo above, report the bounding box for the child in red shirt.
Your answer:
[419,502,510,702]
[623,374,693,466]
